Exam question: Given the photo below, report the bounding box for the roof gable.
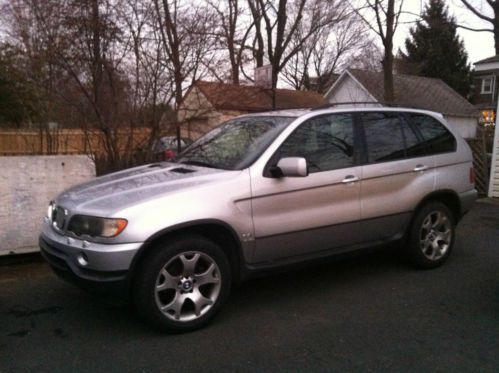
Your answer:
[190,81,326,112]
[324,70,378,103]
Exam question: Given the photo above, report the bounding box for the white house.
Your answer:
[324,69,479,139]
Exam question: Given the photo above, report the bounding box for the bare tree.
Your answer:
[355,0,404,102]
[347,40,384,72]
[1,0,83,153]
[2,0,172,171]
[116,0,175,159]
[52,0,131,166]
[152,0,218,149]
[459,0,499,54]
[282,5,372,92]
[248,0,344,88]
[207,0,254,84]
[247,0,265,70]
[3,0,406,173]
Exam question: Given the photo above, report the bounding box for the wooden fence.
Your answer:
[4,127,491,193]
[466,126,492,196]
[0,128,154,156]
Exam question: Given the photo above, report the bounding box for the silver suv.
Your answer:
[40,107,477,332]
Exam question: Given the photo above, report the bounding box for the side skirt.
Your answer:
[241,232,406,280]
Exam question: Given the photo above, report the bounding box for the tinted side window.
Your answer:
[403,121,427,158]
[361,112,406,163]
[279,114,355,173]
[408,114,456,154]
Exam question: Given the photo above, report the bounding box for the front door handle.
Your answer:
[413,164,428,172]
[342,175,360,183]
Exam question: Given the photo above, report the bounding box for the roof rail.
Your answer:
[311,101,405,111]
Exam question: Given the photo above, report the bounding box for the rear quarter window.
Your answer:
[407,114,456,154]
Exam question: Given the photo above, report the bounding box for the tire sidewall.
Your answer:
[133,235,232,333]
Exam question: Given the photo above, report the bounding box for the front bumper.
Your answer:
[39,220,142,296]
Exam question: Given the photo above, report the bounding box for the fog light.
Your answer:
[77,252,89,266]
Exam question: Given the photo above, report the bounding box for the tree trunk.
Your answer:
[91,0,102,106]
[271,66,279,89]
[254,42,264,67]
[174,71,182,152]
[382,50,394,103]
[248,0,264,68]
[228,0,239,84]
[383,0,395,103]
[228,41,239,84]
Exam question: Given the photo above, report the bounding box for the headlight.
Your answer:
[67,215,128,238]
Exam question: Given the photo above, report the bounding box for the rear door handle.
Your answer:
[413,164,428,172]
[342,175,360,183]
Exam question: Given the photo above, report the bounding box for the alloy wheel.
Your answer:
[419,210,452,261]
[154,251,221,322]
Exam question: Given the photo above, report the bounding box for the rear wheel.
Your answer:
[406,202,455,269]
[133,235,231,332]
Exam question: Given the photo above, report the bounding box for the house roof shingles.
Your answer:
[195,81,326,112]
[474,55,499,65]
[347,69,478,118]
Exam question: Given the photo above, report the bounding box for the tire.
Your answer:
[133,234,232,333]
[406,202,455,269]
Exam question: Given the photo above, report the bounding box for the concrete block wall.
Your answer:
[0,155,95,255]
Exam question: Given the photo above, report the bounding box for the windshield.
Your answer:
[175,116,294,170]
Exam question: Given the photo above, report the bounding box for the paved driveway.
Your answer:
[1,200,498,372]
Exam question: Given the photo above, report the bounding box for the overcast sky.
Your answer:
[0,0,494,67]
[394,0,495,65]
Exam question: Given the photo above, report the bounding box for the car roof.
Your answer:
[238,106,444,120]
[238,109,311,118]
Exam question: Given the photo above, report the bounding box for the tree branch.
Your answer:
[457,24,494,32]
[460,0,494,23]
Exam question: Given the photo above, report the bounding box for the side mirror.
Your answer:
[271,157,308,177]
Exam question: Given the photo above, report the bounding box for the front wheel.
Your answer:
[133,235,231,332]
[406,202,455,269]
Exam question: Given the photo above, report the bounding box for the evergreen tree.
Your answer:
[401,0,472,97]
[0,44,45,127]
[0,46,31,126]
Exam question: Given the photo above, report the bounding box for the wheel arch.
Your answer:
[128,219,244,289]
[414,190,462,223]
[404,190,461,241]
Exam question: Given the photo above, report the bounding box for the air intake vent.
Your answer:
[148,163,162,168]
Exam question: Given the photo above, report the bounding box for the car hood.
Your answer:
[55,163,234,215]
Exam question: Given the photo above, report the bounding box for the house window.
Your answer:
[481,77,493,94]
